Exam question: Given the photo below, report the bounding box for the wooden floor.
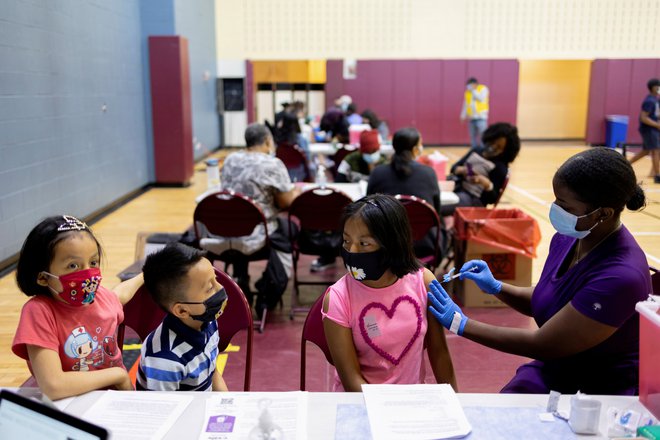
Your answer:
[1,143,658,387]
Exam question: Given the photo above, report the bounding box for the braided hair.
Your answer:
[554,148,646,213]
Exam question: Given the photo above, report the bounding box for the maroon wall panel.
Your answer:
[586,60,608,143]
[392,61,419,130]
[149,36,194,185]
[325,60,344,105]
[417,60,444,143]
[441,60,469,144]
[586,59,660,145]
[490,61,520,126]
[604,60,633,115]
[325,59,519,144]
[365,61,395,126]
[246,60,254,123]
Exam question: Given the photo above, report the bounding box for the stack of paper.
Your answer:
[199,392,307,440]
[361,384,471,440]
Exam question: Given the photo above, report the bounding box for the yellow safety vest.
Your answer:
[464,84,489,118]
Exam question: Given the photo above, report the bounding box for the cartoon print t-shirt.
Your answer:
[323,268,428,391]
[13,286,125,374]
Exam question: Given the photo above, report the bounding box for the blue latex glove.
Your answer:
[427,279,468,336]
[459,260,502,294]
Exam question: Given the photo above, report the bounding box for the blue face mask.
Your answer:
[362,151,381,164]
[549,203,601,239]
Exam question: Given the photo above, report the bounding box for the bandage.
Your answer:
[449,311,463,335]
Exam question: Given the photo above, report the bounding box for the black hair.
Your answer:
[245,123,272,148]
[346,103,357,114]
[390,127,421,178]
[482,122,521,164]
[360,109,380,130]
[340,194,421,278]
[554,147,646,213]
[274,111,301,144]
[466,77,478,85]
[647,78,660,92]
[16,216,103,297]
[142,243,207,311]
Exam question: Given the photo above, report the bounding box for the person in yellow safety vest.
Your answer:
[460,77,489,148]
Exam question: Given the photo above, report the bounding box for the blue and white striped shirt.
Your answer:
[137,314,219,391]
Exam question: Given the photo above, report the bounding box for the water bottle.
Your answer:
[206,158,220,190]
[315,164,327,187]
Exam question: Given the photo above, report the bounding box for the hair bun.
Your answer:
[626,184,646,211]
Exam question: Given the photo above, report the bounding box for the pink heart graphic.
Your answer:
[358,295,422,365]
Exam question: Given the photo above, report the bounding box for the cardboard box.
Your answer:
[454,241,532,307]
[636,300,660,419]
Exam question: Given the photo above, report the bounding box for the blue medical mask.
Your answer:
[362,151,381,164]
[549,203,601,239]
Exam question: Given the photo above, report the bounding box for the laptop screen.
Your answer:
[0,390,107,440]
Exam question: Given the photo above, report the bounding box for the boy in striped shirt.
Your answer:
[137,243,228,391]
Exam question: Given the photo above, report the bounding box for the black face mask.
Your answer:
[181,287,228,322]
[341,248,388,282]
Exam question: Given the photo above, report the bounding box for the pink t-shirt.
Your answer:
[323,268,428,391]
[12,286,125,375]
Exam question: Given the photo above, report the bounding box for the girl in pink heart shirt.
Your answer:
[322,194,457,392]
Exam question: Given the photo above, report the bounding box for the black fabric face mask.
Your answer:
[182,287,228,322]
[341,248,388,281]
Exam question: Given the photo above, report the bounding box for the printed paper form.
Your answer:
[362,384,471,440]
[199,391,307,440]
[82,390,193,440]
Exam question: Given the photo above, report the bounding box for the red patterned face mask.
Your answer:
[43,268,102,306]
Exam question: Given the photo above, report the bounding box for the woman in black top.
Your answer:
[367,127,440,212]
[449,122,520,208]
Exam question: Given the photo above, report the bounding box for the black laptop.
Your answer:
[0,389,108,439]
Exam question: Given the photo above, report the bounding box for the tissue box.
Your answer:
[636,300,660,419]
[417,152,448,180]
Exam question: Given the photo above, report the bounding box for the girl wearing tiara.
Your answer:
[12,215,143,399]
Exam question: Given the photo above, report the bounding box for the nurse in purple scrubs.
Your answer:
[428,148,652,395]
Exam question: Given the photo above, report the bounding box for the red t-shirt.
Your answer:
[12,286,125,374]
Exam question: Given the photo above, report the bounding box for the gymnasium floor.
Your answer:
[0,143,658,392]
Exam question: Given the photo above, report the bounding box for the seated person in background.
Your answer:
[138,243,228,391]
[335,129,387,183]
[448,122,520,209]
[320,96,350,144]
[201,123,301,312]
[367,127,440,213]
[323,195,457,392]
[361,109,390,141]
[345,103,363,125]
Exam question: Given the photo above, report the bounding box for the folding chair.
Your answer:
[300,293,334,390]
[194,190,271,333]
[214,267,254,391]
[116,267,254,391]
[330,144,358,179]
[651,266,660,295]
[492,170,511,208]
[288,187,353,319]
[395,194,443,272]
[276,142,312,183]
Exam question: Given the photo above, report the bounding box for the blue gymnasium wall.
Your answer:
[173,0,219,159]
[0,1,149,263]
[0,0,219,263]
